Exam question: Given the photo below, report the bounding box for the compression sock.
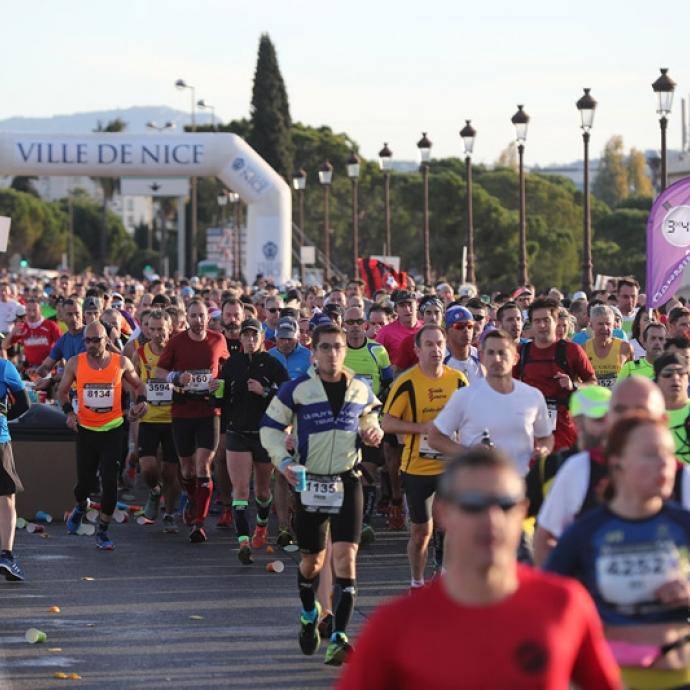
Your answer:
[333,577,356,634]
[232,500,250,541]
[362,485,377,525]
[433,529,445,569]
[194,477,213,522]
[298,569,319,617]
[180,475,196,497]
[255,494,272,525]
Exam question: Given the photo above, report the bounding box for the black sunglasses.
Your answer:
[84,336,104,344]
[266,307,280,313]
[442,492,524,514]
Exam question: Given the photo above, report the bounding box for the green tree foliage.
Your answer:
[627,148,654,197]
[593,208,647,279]
[247,34,294,180]
[593,135,628,207]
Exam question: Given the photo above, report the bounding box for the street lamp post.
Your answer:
[347,152,361,278]
[417,132,432,286]
[146,121,176,276]
[197,99,217,128]
[318,161,333,284]
[292,169,307,285]
[227,192,241,281]
[378,143,393,256]
[576,88,597,293]
[652,68,676,192]
[459,120,477,284]
[511,105,530,286]
[176,79,197,275]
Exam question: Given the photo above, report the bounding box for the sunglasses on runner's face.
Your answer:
[451,322,473,330]
[84,336,104,344]
[266,307,280,313]
[443,492,524,514]
[345,319,365,326]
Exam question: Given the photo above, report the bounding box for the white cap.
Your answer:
[572,290,587,301]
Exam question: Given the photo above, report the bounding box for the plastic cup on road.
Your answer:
[25,628,47,644]
[26,523,45,534]
[292,465,307,492]
[213,379,225,399]
[85,509,99,524]
[77,523,96,536]
[266,560,285,573]
[35,511,53,523]
[16,517,27,529]
[113,509,128,523]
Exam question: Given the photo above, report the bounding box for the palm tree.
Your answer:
[92,118,127,271]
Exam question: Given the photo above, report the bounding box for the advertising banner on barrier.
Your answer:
[646,177,690,309]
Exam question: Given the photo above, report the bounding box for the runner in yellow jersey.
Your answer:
[59,321,148,550]
[583,305,632,388]
[131,310,180,532]
[382,324,468,590]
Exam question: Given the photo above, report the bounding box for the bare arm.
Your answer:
[381,413,431,436]
[57,357,77,407]
[427,422,465,456]
[533,524,558,568]
[534,434,554,455]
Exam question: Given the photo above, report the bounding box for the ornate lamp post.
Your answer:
[378,143,393,255]
[576,88,597,293]
[511,105,530,286]
[175,79,197,274]
[459,120,476,284]
[318,161,334,284]
[292,169,307,284]
[417,133,432,286]
[346,152,361,278]
[652,68,676,192]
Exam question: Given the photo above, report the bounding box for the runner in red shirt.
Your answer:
[155,299,229,543]
[514,298,596,450]
[7,298,60,371]
[335,447,619,690]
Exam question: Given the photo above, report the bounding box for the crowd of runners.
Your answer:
[2,270,690,687]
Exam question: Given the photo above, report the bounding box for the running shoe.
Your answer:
[95,531,114,551]
[238,543,253,565]
[298,601,322,656]
[360,524,376,546]
[182,497,195,527]
[318,610,333,640]
[324,632,352,666]
[387,504,405,531]
[66,504,86,535]
[143,491,161,521]
[216,507,233,529]
[276,529,295,548]
[251,524,268,549]
[189,525,207,544]
[162,513,179,534]
[0,556,25,581]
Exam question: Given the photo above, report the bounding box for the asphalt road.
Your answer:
[0,497,411,690]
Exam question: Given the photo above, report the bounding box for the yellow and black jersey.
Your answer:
[384,365,468,476]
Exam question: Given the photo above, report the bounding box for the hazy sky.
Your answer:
[4,0,690,167]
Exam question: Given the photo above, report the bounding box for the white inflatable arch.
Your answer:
[0,132,292,283]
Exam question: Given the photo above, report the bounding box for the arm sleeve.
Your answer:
[536,455,589,538]
[532,390,553,438]
[260,380,297,468]
[570,582,621,690]
[358,386,382,433]
[433,389,465,437]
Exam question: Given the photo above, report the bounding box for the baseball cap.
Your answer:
[309,313,332,330]
[181,286,195,298]
[457,285,477,299]
[240,318,262,333]
[445,306,474,327]
[14,305,26,319]
[276,317,298,339]
[209,309,221,320]
[568,385,612,419]
[420,296,444,313]
[572,290,587,302]
[83,296,102,312]
[513,287,533,299]
[324,303,344,318]
[393,289,416,305]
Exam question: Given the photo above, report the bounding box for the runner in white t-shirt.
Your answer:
[0,283,21,334]
[428,329,553,476]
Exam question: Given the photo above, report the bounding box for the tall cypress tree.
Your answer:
[248,34,294,181]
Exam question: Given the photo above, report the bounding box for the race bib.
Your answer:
[82,383,114,413]
[596,541,683,606]
[301,474,345,514]
[419,434,445,459]
[186,369,211,393]
[598,374,616,389]
[546,399,558,431]
[146,379,173,405]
